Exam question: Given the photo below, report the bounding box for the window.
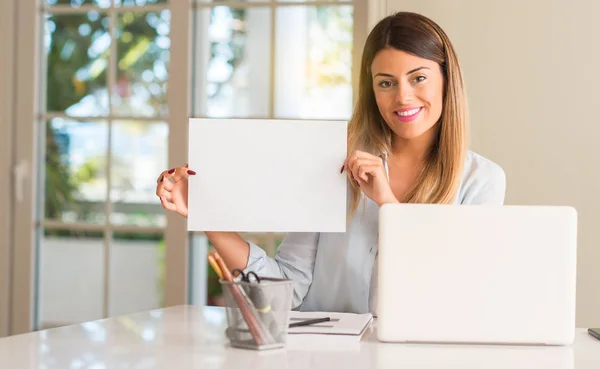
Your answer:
[191,3,354,120]
[38,0,171,329]
[10,0,364,332]
[189,0,356,306]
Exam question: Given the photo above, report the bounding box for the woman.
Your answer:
[155,12,506,315]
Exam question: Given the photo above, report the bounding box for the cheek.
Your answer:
[374,91,393,112]
[421,85,444,115]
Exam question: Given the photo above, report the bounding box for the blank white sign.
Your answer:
[187,118,347,232]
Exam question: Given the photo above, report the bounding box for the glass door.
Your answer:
[11,0,190,333]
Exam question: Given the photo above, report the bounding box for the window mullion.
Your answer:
[268,3,276,119]
[102,3,118,320]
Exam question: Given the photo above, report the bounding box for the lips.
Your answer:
[394,107,423,122]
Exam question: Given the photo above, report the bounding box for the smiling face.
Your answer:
[371,48,445,142]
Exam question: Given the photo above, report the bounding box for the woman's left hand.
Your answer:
[344,150,399,206]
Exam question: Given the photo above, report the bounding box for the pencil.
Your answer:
[211,251,272,346]
[211,251,234,281]
[207,253,224,280]
[289,317,331,328]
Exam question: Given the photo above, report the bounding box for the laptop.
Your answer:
[377,203,578,345]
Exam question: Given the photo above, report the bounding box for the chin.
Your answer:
[395,130,427,140]
[390,119,439,140]
[390,124,431,140]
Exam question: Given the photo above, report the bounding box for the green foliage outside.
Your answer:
[45,9,168,225]
[44,4,352,304]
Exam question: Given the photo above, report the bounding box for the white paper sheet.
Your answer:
[187,118,347,232]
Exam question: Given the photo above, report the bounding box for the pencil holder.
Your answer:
[220,276,293,350]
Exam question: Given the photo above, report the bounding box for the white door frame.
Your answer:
[164,0,192,308]
[11,0,39,335]
[0,0,17,339]
[368,0,388,29]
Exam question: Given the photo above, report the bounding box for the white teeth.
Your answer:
[396,108,421,117]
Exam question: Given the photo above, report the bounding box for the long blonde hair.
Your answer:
[347,12,468,219]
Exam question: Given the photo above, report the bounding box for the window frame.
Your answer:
[0,0,17,339]
[8,0,369,335]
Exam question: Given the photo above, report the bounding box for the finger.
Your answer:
[156,171,168,184]
[160,196,177,212]
[347,151,377,176]
[342,157,350,177]
[159,188,173,202]
[347,153,359,178]
[355,149,378,160]
[351,158,364,182]
[156,180,164,197]
[355,160,383,183]
[353,169,369,188]
[165,166,196,184]
[351,157,368,182]
[359,167,369,182]
[358,164,380,183]
[342,155,351,173]
[344,158,353,177]
[347,158,356,181]
[355,153,381,165]
[162,178,174,191]
[155,175,175,196]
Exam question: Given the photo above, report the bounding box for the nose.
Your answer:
[396,81,413,103]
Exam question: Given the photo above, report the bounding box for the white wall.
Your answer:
[381,0,600,327]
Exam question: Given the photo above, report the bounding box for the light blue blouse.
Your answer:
[243,150,506,315]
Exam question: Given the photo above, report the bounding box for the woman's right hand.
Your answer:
[156,165,196,218]
[156,165,250,271]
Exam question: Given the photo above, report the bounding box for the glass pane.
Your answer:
[38,229,104,329]
[194,233,285,308]
[274,6,353,119]
[113,11,170,117]
[241,232,285,257]
[109,232,164,316]
[115,0,167,6]
[45,119,108,224]
[44,0,111,8]
[110,121,168,227]
[44,13,110,116]
[189,233,209,306]
[279,0,351,2]
[194,0,264,4]
[192,6,271,118]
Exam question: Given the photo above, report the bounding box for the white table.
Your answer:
[0,305,598,368]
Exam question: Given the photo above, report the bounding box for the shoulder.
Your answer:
[462,151,505,183]
[456,151,506,205]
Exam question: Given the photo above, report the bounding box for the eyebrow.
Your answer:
[374,67,431,78]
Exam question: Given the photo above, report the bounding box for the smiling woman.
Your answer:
[155,11,506,316]
[346,11,471,216]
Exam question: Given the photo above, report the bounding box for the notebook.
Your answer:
[286,311,373,345]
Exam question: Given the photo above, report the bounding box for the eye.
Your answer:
[378,80,394,88]
[413,75,427,83]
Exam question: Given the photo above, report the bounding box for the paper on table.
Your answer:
[288,311,373,336]
[187,118,348,232]
[286,311,374,345]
